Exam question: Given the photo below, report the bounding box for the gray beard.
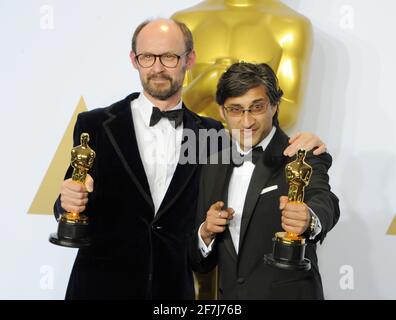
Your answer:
[143,77,182,101]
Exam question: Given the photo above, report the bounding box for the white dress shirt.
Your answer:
[131,93,183,214]
[199,126,322,257]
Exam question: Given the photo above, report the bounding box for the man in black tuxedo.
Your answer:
[54,19,327,300]
[193,62,340,300]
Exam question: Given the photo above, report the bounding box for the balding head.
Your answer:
[129,18,196,107]
[132,18,193,54]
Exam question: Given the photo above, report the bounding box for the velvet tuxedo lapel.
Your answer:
[238,128,289,254]
[154,107,205,221]
[102,93,154,213]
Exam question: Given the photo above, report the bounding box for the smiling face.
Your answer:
[220,85,278,150]
[130,19,195,105]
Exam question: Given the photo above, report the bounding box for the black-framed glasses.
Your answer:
[135,52,189,68]
[223,102,271,117]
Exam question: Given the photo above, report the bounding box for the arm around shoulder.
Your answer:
[304,152,340,244]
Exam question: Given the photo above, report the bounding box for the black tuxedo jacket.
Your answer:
[54,93,222,299]
[191,128,340,300]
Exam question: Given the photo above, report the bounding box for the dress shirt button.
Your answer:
[237,277,245,284]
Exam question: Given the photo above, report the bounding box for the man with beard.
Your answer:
[54,19,326,300]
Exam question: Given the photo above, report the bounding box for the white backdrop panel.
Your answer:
[1,0,395,299]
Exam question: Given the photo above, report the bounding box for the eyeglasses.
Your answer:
[223,102,271,117]
[135,52,189,68]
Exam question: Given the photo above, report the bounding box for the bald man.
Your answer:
[54,19,325,300]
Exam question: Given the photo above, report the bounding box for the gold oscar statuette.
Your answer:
[49,133,96,248]
[264,149,313,270]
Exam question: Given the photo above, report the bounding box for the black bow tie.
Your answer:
[149,107,184,128]
[233,146,264,167]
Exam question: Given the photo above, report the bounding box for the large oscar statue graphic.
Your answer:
[49,133,95,248]
[264,149,312,270]
[173,0,313,129]
[172,0,313,299]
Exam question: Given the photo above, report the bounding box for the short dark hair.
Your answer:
[216,62,284,126]
[131,19,194,54]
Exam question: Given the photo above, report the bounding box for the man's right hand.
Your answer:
[60,174,94,213]
[200,201,234,246]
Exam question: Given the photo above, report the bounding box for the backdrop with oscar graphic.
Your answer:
[1,0,395,299]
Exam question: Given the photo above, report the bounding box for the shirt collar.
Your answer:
[134,92,183,127]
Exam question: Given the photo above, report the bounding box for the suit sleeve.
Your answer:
[304,152,340,244]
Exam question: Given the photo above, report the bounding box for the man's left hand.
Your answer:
[279,196,310,235]
[283,131,326,157]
